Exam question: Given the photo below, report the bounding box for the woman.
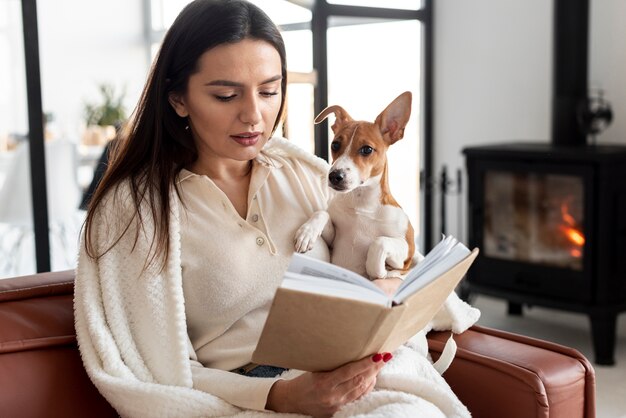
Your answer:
[76,1,388,416]
[75,1,477,417]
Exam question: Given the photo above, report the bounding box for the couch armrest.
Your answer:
[0,270,117,418]
[427,325,595,418]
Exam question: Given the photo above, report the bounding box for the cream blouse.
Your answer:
[177,140,330,410]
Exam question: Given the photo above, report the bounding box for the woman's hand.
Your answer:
[372,277,403,297]
[265,353,391,418]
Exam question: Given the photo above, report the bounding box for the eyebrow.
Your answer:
[205,75,282,87]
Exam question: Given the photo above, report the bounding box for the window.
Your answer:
[327,0,422,10]
[0,0,35,278]
[327,17,421,229]
[2,0,147,278]
[149,0,429,244]
[5,0,430,276]
[282,29,315,152]
[0,1,28,146]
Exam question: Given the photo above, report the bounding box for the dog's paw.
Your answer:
[294,211,330,253]
[294,222,320,253]
[366,237,409,279]
[366,259,388,280]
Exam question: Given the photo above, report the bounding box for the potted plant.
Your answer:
[82,83,127,146]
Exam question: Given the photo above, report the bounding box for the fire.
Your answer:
[559,201,584,258]
[561,226,585,246]
[561,208,576,226]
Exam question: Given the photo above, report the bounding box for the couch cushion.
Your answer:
[0,270,117,418]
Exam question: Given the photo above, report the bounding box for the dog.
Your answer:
[294,91,415,280]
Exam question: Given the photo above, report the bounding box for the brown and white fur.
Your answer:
[294,92,415,279]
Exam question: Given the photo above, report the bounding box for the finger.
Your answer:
[342,374,377,404]
[358,376,377,399]
[332,357,375,384]
[331,354,384,386]
[334,362,381,396]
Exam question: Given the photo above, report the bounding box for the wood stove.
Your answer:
[461,0,626,365]
[463,143,626,365]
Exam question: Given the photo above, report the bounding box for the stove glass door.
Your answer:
[483,171,584,270]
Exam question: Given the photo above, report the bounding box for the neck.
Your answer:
[378,161,398,206]
[343,162,398,209]
[189,158,252,182]
[341,175,383,212]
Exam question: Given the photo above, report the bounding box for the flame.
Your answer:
[561,226,585,246]
[561,207,576,226]
[559,200,584,258]
[570,248,582,258]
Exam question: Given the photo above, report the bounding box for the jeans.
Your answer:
[233,364,288,378]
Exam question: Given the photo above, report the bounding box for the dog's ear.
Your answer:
[375,91,412,144]
[314,105,353,134]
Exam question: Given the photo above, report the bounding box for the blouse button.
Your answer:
[251,214,259,222]
[256,237,265,246]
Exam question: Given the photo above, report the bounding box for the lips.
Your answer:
[231,131,261,146]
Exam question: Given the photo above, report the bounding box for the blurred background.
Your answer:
[0,0,424,278]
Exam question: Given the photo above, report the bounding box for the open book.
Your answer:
[252,236,479,372]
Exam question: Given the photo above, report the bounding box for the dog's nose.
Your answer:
[329,170,345,186]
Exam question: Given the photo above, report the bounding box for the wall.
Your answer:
[433,0,626,243]
[589,0,626,144]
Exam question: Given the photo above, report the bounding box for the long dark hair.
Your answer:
[84,0,287,269]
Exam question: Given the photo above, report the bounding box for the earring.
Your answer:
[185,125,189,131]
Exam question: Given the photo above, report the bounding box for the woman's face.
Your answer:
[169,38,283,164]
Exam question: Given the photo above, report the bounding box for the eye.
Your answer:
[215,94,236,102]
[359,145,374,156]
[260,91,279,98]
[331,141,341,152]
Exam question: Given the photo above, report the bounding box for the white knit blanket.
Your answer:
[74,137,480,418]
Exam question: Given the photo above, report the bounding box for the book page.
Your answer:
[282,272,390,306]
[393,236,470,303]
[393,244,470,303]
[287,253,383,294]
[398,235,456,288]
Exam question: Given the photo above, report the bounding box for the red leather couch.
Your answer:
[0,270,596,418]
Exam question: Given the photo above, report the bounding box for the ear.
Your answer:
[375,91,412,144]
[314,105,353,134]
[168,92,189,118]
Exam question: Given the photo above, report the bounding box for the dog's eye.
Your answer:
[359,146,374,156]
[331,141,341,152]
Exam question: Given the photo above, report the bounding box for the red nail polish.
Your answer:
[372,353,383,362]
[383,352,393,362]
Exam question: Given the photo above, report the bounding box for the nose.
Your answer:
[240,94,262,126]
[328,170,345,186]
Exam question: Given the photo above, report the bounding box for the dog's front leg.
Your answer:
[294,210,332,253]
[365,237,410,279]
